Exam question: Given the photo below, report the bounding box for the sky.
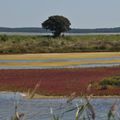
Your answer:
[0,0,120,28]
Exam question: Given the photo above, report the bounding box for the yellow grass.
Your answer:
[0,52,120,60]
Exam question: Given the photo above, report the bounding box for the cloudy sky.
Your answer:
[0,0,120,28]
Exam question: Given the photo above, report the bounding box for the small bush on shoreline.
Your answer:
[100,76,120,87]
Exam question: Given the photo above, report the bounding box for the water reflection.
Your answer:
[0,92,120,120]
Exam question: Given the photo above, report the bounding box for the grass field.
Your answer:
[0,35,120,53]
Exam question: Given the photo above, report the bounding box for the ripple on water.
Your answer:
[0,92,120,120]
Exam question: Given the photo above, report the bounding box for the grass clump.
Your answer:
[100,76,120,88]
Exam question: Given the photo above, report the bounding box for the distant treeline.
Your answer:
[0,27,120,33]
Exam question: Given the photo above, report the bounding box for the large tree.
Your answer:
[42,15,71,37]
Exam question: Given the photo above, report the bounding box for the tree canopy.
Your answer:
[42,15,71,37]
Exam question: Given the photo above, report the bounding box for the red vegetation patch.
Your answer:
[0,67,120,96]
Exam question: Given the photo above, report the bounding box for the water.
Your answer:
[0,32,52,36]
[0,57,120,63]
[0,63,120,70]
[1,32,120,36]
[0,92,120,120]
[0,56,120,69]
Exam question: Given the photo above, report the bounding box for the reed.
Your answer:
[9,83,120,120]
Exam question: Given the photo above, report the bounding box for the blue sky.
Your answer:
[0,0,120,28]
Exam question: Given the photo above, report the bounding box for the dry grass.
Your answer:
[0,52,120,60]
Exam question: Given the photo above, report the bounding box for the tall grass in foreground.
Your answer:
[10,83,120,120]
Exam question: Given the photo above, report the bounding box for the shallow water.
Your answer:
[0,57,120,63]
[0,56,120,69]
[0,63,119,69]
[0,92,120,120]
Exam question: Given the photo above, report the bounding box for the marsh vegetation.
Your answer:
[0,35,120,53]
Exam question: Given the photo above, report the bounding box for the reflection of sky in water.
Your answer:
[0,63,119,69]
[0,57,120,69]
[0,92,120,120]
[0,57,120,63]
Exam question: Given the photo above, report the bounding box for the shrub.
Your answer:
[0,35,8,42]
[99,76,120,87]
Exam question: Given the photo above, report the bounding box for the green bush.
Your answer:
[0,35,8,42]
[100,76,120,87]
